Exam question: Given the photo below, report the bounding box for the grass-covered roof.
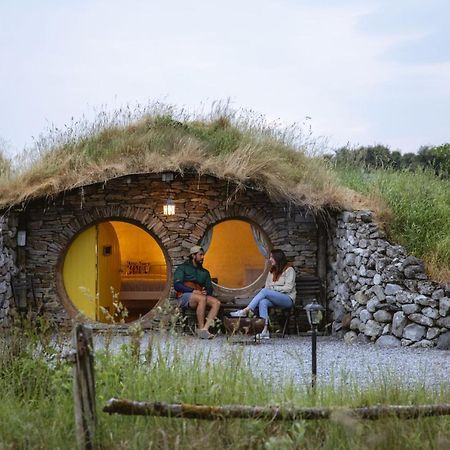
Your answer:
[0,104,353,211]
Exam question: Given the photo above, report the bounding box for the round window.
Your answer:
[62,221,167,323]
[202,220,269,289]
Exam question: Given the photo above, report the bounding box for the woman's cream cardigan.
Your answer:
[264,266,296,301]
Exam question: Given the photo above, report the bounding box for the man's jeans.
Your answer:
[247,288,293,323]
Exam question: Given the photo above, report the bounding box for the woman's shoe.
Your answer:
[256,330,270,340]
[230,309,247,318]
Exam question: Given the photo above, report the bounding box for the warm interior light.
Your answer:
[17,230,27,247]
[163,198,175,215]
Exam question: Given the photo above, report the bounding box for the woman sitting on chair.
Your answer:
[230,249,296,339]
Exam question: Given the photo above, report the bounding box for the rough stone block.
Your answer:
[402,323,426,342]
[402,303,419,315]
[439,297,450,317]
[392,311,407,338]
[373,310,392,323]
[436,332,450,350]
[385,284,402,296]
[364,320,383,337]
[408,313,434,328]
[375,335,401,348]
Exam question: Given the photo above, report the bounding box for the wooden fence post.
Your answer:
[72,323,96,450]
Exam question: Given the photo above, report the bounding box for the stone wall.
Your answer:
[0,212,18,326]
[4,173,322,327]
[328,210,450,348]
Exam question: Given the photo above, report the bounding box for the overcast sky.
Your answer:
[1,0,449,156]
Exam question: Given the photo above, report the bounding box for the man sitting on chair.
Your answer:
[174,245,221,339]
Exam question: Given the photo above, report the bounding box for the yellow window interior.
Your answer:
[203,220,267,288]
[63,221,167,323]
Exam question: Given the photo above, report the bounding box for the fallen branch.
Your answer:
[103,398,450,421]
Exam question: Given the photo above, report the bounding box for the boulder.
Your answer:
[414,295,437,308]
[411,339,434,349]
[402,324,426,342]
[422,307,439,320]
[359,309,372,323]
[392,311,407,338]
[432,289,445,300]
[373,274,382,285]
[436,332,450,350]
[364,320,383,338]
[371,285,386,301]
[417,282,435,296]
[375,335,401,348]
[426,327,440,340]
[344,331,358,344]
[354,291,368,305]
[404,265,425,279]
[373,310,392,323]
[436,317,450,329]
[408,313,434,327]
[439,297,450,317]
[402,303,419,315]
[350,317,361,331]
[366,298,379,313]
[341,312,352,329]
[385,284,402,296]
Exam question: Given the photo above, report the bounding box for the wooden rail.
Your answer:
[103,397,450,421]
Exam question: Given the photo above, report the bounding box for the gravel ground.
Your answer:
[94,333,450,389]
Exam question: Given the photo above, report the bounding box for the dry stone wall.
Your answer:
[0,213,18,326]
[328,210,450,349]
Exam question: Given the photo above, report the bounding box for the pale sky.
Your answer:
[1,0,449,156]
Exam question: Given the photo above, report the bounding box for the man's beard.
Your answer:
[196,260,203,268]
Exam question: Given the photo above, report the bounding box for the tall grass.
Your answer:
[2,328,450,449]
[0,102,348,211]
[334,166,450,281]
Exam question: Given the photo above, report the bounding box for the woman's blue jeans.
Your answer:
[247,288,293,323]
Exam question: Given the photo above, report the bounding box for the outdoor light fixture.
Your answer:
[17,230,27,247]
[161,172,175,215]
[11,277,31,316]
[305,300,325,389]
[163,198,175,216]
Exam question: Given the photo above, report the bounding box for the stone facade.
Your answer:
[0,173,323,328]
[0,213,18,326]
[328,210,450,348]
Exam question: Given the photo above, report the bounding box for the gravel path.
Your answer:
[94,333,450,389]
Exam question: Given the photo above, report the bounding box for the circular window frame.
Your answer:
[201,218,272,301]
[56,217,172,325]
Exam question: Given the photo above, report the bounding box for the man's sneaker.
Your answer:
[256,330,270,340]
[230,309,247,318]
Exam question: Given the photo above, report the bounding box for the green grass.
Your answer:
[2,329,450,449]
[334,166,450,281]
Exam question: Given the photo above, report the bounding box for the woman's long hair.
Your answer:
[269,249,289,281]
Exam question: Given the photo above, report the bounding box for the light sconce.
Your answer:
[17,229,27,247]
[163,198,175,216]
[162,172,175,215]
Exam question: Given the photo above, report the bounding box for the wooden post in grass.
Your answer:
[72,324,96,450]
